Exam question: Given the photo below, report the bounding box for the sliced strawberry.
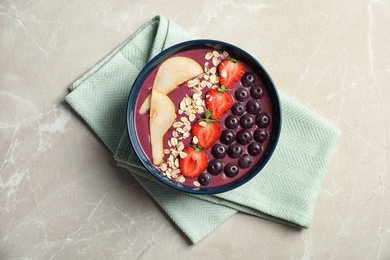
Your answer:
[218,58,245,88]
[205,86,234,119]
[192,111,221,149]
[179,146,208,178]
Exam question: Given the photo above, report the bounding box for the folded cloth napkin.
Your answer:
[65,15,340,244]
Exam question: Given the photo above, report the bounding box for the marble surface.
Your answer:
[1,0,389,259]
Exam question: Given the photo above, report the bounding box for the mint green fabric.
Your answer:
[65,15,340,244]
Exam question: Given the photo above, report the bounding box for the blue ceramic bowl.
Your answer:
[126,39,281,195]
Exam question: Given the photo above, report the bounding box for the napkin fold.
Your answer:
[65,15,340,244]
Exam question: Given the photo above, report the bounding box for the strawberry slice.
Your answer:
[205,86,234,120]
[218,58,245,88]
[192,111,221,149]
[179,146,208,178]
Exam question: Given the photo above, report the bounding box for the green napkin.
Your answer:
[65,15,340,244]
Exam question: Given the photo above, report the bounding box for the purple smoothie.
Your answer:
[134,48,274,188]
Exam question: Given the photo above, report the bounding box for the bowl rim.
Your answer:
[126,39,282,195]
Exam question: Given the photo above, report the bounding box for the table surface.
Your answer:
[1,1,389,259]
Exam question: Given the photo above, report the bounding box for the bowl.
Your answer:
[126,39,281,195]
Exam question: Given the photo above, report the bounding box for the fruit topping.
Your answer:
[149,89,176,165]
[228,143,243,158]
[205,85,234,120]
[246,99,262,115]
[141,48,274,187]
[140,56,203,114]
[248,142,262,156]
[218,58,245,88]
[225,114,240,129]
[179,146,208,178]
[255,112,271,128]
[191,110,221,149]
[211,143,227,159]
[250,84,265,99]
[231,102,246,116]
[198,172,212,186]
[220,129,236,145]
[234,87,250,102]
[207,159,224,175]
[236,129,253,145]
[254,128,268,143]
[224,162,240,177]
[238,154,253,169]
[241,72,257,87]
[240,113,256,129]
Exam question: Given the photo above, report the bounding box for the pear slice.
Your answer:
[139,56,203,114]
[149,88,176,165]
[139,93,151,114]
[153,56,203,93]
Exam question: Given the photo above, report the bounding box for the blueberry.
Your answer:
[220,129,236,145]
[248,142,262,156]
[198,172,212,186]
[224,162,240,177]
[246,99,262,115]
[207,159,224,175]
[241,72,257,87]
[240,113,255,129]
[236,129,252,145]
[250,84,265,99]
[228,143,243,158]
[254,128,268,143]
[231,102,246,116]
[238,154,253,169]
[235,87,249,102]
[256,112,271,128]
[225,115,239,129]
[211,143,227,159]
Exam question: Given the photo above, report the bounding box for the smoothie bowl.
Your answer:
[126,40,281,195]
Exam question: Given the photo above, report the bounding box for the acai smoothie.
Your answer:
[134,47,274,188]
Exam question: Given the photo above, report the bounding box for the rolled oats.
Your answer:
[176,175,185,183]
[177,142,184,151]
[176,127,185,134]
[204,64,209,74]
[180,100,186,111]
[187,78,200,88]
[195,99,203,107]
[179,151,187,158]
[160,163,168,171]
[173,121,183,128]
[210,74,219,84]
[185,96,192,106]
[189,112,196,120]
[171,138,178,147]
[205,52,213,60]
[200,80,207,88]
[171,149,179,157]
[212,56,219,67]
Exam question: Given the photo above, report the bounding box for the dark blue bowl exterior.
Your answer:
[127,39,281,195]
